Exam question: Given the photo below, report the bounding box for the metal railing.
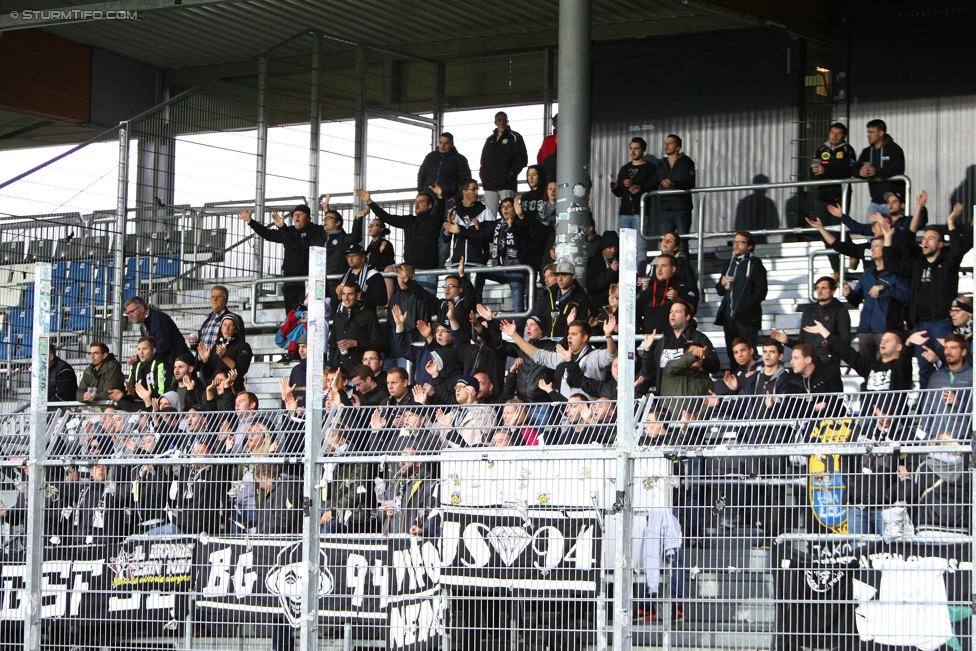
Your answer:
[641,175,913,286]
[249,264,539,326]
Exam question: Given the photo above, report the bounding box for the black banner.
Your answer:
[104,536,196,621]
[0,544,107,623]
[439,508,601,593]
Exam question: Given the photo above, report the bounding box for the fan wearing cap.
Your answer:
[390,303,459,387]
[238,202,328,316]
[199,313,252,394]
[480,308,558,403]
[329,282,386,372]
[532,260,592,339]
[338,243,387,312]
[949,296,973,353]
[587,231,619,299]
[414,375,495,447]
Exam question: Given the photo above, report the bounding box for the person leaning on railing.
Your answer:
[76,341,125,403]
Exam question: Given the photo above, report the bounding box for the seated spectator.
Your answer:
[771,276,850,375]
[919,334,972,439]
[502,318,615,400]
[912,433,970,533]
[497,399,542,446]
[188,285,239,357]
[47,344,78,403]
[117,336,172,408]
[199,314,252,394]
[77,342,125,403]
[587,231,619,300]
[169,353,205,410]
[329,282,385,372]
[532,261,592,340]
[123,296,190,369]
[339,243,387,312]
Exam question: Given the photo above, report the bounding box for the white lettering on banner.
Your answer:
[0,564,26,618]
[69,561,103,617]
[346,554,369,607]
[389,597,440,650]
[233,551,256,596]
[455,521,596,571]
[439,521,460,566]
[1,560,105,620]
[461,522,492,567]
[203,546,231,594]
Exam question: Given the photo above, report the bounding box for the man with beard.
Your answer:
[168,353,205,410]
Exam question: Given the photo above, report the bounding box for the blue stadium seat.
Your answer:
[123,281,137,302]
[52,261,68,280]
[62,284,85,307]
[65,307,91,331]
[21,289,33,308]
[90,283,109,304]
[126,257,151,275]
[155,256,181,276]
[94,261,114,283]
[12,335,30,359]
[68,261,93,282]
[10,309,32,334]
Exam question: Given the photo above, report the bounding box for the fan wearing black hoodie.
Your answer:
[329,283,386,372]
[199,313,252,394]
[852,119,906,215]
[586,231,619,300]
[519,165,552,271]
[479,111,528,212]
[417,132,471,200]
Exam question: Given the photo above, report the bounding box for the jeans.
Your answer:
[415,273,439,295]
[660,209,692,258]
[618,214,649,277]
[867,201,890,217]
[915,318,954,389]
[847,506,885,539]
[476,269,526,314]
[482,189,515,214]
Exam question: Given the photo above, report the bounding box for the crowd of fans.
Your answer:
[15,115,972,550]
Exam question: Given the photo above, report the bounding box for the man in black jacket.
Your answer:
[655,134,696,258]
[480,111,528,213]
[715,231,768,372]
[586,230,619,300]
[610,137,657,276]
[785,342,844,421]
[358,186,445,292]
[417,132,471,202]
[532,261,591,340]
[852,119,906,217]
[771,276,850,376]
[338,243,387,312]
[882,204,972,388]
[124,296,190,369]
[639,298,718,396]
[329,282,386,372]
[239,203,326,315]
[48,344,78,402]
[811,122,856,218]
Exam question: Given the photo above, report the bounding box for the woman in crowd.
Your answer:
[199,314,252,393]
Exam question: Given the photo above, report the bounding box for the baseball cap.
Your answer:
[555,261,575,275]
[456,375,480,393]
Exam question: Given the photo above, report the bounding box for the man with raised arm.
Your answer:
[500,316,616,400]
[881,203,972,388]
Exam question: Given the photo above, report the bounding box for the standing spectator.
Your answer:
[853,119,906,216]
[882,205,972,388]
[353,210,395,271]
[638,254,691,335]
[784,343,844,418]
[329,282,385,372]
[188,285,237,356]
[586,231,619,300]
[950,296,973,353]
[532,261,591,340]
[835,190,928,239]
[771,277,850,376]
[286,338,308,408]
[806,216,909,359]
[479,111,528,213]
[443,180,494,267]
[123,296,190,369]
[519,165,550,270]
[48,344,78,402]
[537,114,557,165]
[715,231,767,372]
[640,300,718,396]
[358,186,445,292]
[199,314,252,394]
[660,231,698,289]
[810,122,856,222]
[417,132,471,202]
[338,243,387,312]
[480,197,536,315]
[76,342,125,402]
[610,137,658,276]
[655,134,696,259]
[238,203,326,315]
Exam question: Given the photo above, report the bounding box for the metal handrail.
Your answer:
[640,174,912,286]
[807,248,843,304]
[249,264,538,326]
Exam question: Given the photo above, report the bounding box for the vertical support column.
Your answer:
[542,46,554,136]
[353,46,368,193]
[433,62,446,149]
[613,229,636,651]
[113,123,130,357]
[23,262,52,651]
[309,34,322,212]
[254,51,269,278]
[555,0,592,287]
[301,246,327,651]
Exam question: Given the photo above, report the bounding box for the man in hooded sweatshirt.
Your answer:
[587,231,619,300]
[852,119,906,217]
[198,313,252,393]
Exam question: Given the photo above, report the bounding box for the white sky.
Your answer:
[0,104,553,218]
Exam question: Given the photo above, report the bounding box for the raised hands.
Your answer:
[429,183,444,199]
[555,344,572,363]
[412,383,428,405]
[355,189,371,204]
[499,320,517,337]
[425,358,440,379]
[603,313,617,337]
[642,330,657,351]
[416,319,433,340]
[225,368,238,389]
[237,208,252,223]
[391,304,407,327]
[802,319,830,339]
[476,304,494,322]
[320,193,331,212]
[271,212,285,228]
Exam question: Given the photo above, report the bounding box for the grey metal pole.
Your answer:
[301,246,327,651]
[555,0,591,287]
[23,262,52,651]
[254,52,269,278]
[353,46,368,193]
[696,197,705,297]
[543,46,554,136]
[433,62,446,149]
[613,229,636,651]
[309,35,322,213]
[113,123,129,357]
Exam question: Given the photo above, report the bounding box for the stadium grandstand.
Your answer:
[0,1,974,651]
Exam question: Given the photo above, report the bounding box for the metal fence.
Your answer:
[3,388,972,650]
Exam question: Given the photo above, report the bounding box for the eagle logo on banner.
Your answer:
[807,418,854,533]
